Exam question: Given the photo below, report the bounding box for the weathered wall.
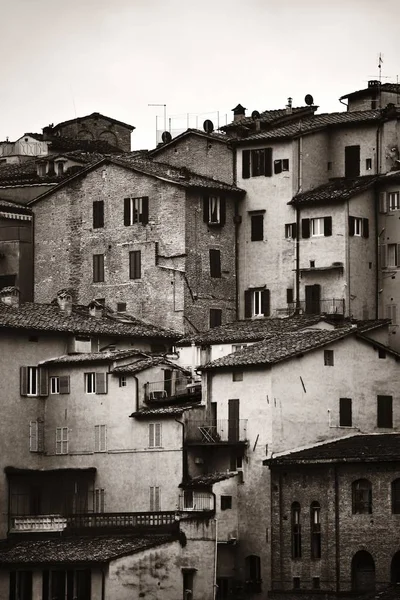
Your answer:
[54,115,132,151]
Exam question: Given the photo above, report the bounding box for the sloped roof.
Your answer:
[131,400,201,418]
[39,349,147,366]
[112,355,190,374]
[51,112,135,132]
[220,106,316,131]
[201,327,357,370]
[340,82,400,101]
[0,534,174,564]
[0,302,178,340]
[289,175,378,206]
[149,128,231,156]
[266,433,400,465]
[181,472,238,488]
[0,197,32,215]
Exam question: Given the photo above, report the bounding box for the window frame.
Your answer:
[85,372,96,394]
[285,223,296,239]
[310,502,321,559]
[149,423,162,448]
[124,196,149,226]
[389,192,400,211]
[291,502,302,559]
[352,479,372,514]
[119,375,127,387]
[92,254,104,283]
[50,376,60,395]
[250,214,264,242]
[311,218,324,237]
[56,427,69,455]
[27,366,38,396]
[129,250,142,280]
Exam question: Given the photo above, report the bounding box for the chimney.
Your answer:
[0,286,20,307]
[88,300,104,319]
[232,104,247,122]
[286,97,293,114]
[56,289,73,316]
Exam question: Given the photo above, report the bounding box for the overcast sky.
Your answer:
[1,0,399,150]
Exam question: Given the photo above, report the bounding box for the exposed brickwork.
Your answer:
[52,114,132,152]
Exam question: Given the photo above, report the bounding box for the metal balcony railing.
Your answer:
[144,376,201,402]
[185,419,248,444]
[288,298,345,316]
[178,493,214,512]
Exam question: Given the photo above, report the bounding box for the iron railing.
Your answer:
[185,419,248,444]
[144,376,201,402]
[178,493,214,512]
[288,298,345,316]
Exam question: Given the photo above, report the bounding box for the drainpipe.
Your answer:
[295,207,300,312]
[213,517,219,600]
[133,376,139,412]
[191,342,196,379]
[101,567,106,600]
[346,199,351,317]
[375,120,383,318]
[175,418,187,482]
[334,466,340,593]
[234,199,241,320]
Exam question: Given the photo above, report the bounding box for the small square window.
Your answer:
[117,302,126,312]
[366,158,372,170]
[378,348,386,359]
[310,260,315,268]
[324,350,334,366]
[232,371,243,382]
[119,375,127,387]
[221,495,232,510]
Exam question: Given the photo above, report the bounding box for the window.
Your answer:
[9,571,33,600]
[203,195,226,225]
[310,502,321,559]
[210,308,222,328]
[293,577,300,590]
[352,479,372,514]
[232,371,243,382]
[56,427,68,455]
[286,288,294,304]
[123,196,149,225]
[389,192,400,211]
[274,158,289,174]
[242,148,273,178]
[312,577,320,590]
[93,201,104,228]
[93,254,104,283]
[377,395,393,428]
[149,423,162,448]
[50,376,70,395]
[20,366,48,397]
[150,486,161,511]
[387,244,400,267]
[251,214,264,241]
[345,145,360,178]
[37,163,46,176]
[301,217,332,238]
[285,223,297,239]
[366,158,372,170]
[221,495,232,510]
[94,425,107,452]
[209,249,221,277]
[129,250,141,280]
[94,489,105,512]
[245,555,262,593]
[327,161,332,171]
[340,398,352,427]
[324,350,334,366]
[291,502,301,558]
[119,375,127,387]
[378,348,386,359]
[182,570,194,600]
[28,336,38,343]
[391,479,400,514]
[244,289,270,318]
[117,302,126,312]
[29,420,44,453]
[349,216,369,238]
[232,344,248,352]
[84,372,107,394]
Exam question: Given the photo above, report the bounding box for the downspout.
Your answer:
[234,198,240,320]
[133,376,139,412]
[295,132,303,312]
[346,200,351,317]
[375,120,383,318]
[175,418,187,482]
[334,466,340,594]
[278,470,284,589]
[213,517,218,600]
[101,567,106,600]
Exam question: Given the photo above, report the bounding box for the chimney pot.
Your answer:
[88,300,104,319]
[56,289,73,316]
[0,286,20,307]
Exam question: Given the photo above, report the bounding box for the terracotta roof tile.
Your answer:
[289,175,378,206]
[112,356,190,374]
[220,106,316,131]
[39,349,148,366]
[131,400,201,418]
[340,82,400,100]
[149,129,231,156]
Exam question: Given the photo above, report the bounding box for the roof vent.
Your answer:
[0,286,20,307]
[56,289,73,316]
[88,299,104,319]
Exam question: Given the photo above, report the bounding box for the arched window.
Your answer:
[351,550,375,591]
[352,479,372,514]
[391,479,400,514]
[245,555,262,593]
[310,502,321,559]
[291,502,301,559]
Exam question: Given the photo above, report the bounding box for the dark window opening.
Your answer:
[93,254,104,283]
[324,350,334,366]
[251,214,264,241]
[366,158,372,170]
[391,479,400,514]
[291,502,301,558]
[377,395,393,428]
[245,555,262,593]
[117,302,126,312]
[310,502,321,559]
[340,398,352,427]
[352,479,372,514]
[209,249,221,278]
[345,145,360,178]
[221,495,232,510]
[129,250,141,280]
[93,200,104,229]
[293,577,300,590]
[123,196,149,226]
[312,577,320,590]
[378,348,386,359]
[210,309,222,328]
[286,288,294,304]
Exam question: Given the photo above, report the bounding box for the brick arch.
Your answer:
[351,550,375,592]
[99,130,118,146]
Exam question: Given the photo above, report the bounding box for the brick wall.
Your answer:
[55,115,132,151]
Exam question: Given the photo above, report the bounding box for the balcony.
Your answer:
[185,419,248,445]
[144,376,201,403]
[178,493,214,512]
[289,298,345,316]
[10,512,179,535]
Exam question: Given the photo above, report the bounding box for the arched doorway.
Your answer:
[351,550,375,592]
[391,551,400,583]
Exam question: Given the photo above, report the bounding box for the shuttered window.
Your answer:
[339,398,352,427]
[379,191,388,213]
[20,367,48,397]
[242,148,273,178]
[149,423,162,448]
[94,425,107,452]
[123,197,149,225]
[386,304,397,325]
[85,373,107,394]
[50,375,70,395]
[285,223,297,239]
[389,192,400,211]
[129,250,141,280]
[244,289,270,318]
[377,395,393,428]
[93,200,104,228]
[95,488,105,512]
[150,486,161,511]
[349,216,369,238]
[209,249,221,278]
[30,420,44,452]
[251,214,264,241]
[203,196,226,226]
[93,254,104,283]
[302,217,332,238]
[56,427,68,454]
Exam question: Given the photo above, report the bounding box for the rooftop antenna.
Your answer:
[148,103,167,144]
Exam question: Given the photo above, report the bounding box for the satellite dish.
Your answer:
[161,131,172,143]
[251,110,261,120]
[203,120,214,134]
[305,94,314,106]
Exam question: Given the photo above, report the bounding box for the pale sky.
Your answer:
[1,0,399,150]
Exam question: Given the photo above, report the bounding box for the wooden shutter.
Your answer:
[219,196,226,226]
[380,244,387,269]
[291,222,297,239]
[203,196,210,223]
[362,218,369,238]
[37,420,44,452]
[150,486,160,511]
[59,375,70,394]
[56,427,62,454]
[261,289,270,316]
[244,290,252,319]
[242,150,250,179]
[397,245,400,267]
[348,216,355,236]
[228,398,240,442]
[30,420,38,452]
[95,373,108,394]
[209,249,221,278]
[141,196,149,225]
[324,217,332,237]
[20,366,28,396]
[38,368,48,397]
[124,198,131,225]
[149,423,155,447]
[377,395,393,428]
[264,148,273,177]
[155,423,162,447]
[379,192,388,214]
[274,160,282,174]
[95,425,107,451]
[301,219,310,239]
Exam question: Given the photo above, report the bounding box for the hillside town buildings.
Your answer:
[1,79,400,599]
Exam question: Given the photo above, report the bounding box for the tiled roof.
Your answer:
[0,302,178,340]
[181,472,238,488]
[178,315,330,345]
[0,534,174,564]
[201,327,356,370]
[233,110,383,145]
[131,400,201,418]
[0,197,32,214]
[340,82,400,100]
[266,433,400,465]
[20,132,44,141]
[51,112,135,132]
[149,129,231,156]
[112,356,190,374]
[289,175,378,206]
[39,349,147,366]
[220,106,316,131]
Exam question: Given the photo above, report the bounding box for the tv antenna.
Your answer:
[148,103,167,144]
